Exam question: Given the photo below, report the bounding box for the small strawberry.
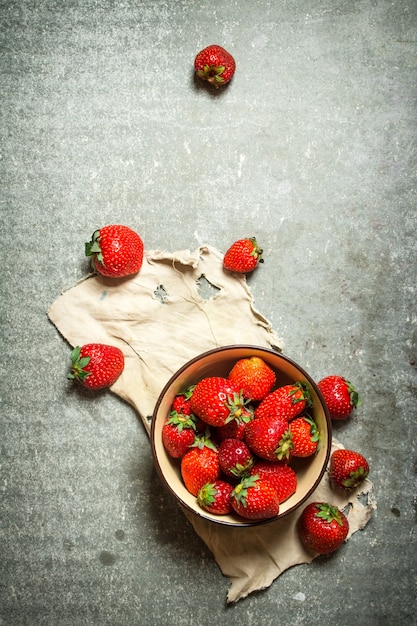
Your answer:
[216,416,251,442]
[68,344,124,390]
[85,224,144,278]
[194,44,236,88]
[171,385,195,415]
[218,438,254,478]
[255,382,311,421]
[162,414,197,459]
[231,475,280,520]
[228,356,276,402]
[223,237,263,274]
[317,375,362,420]
[329,449,369,491]
[244,414,293,462]
[181,435,220,497]
[190,377,253,428]
[298,502,349,554]
[289,416,319,458]
[250,461,297,504]
[197,480,234,515]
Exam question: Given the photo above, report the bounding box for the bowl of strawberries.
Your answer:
[151,345,332,526]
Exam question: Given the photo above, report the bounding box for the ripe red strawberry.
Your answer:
[197,480,234,515]
[194,44,236,88]
[317,375,362,420]
[218,438,254,478]
[329,449,369,490]
[223,237,263,274]
[190,377,253,428]
[255,382,311,421]
[250,461,297,504]
[245,414,293,462]
[289,416,319,458]
[216,415,251,442]
[162,414,197,458]
[228,356,276,401]
[85,224,144,278]
[171,386,195,415]
[231,475,280,520]
[68,344,124,390]
[181,438,220,496]
[298,502,349,554]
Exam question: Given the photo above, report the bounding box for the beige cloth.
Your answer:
[48,245,375,603]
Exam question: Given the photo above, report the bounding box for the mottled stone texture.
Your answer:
[1,0,416,624]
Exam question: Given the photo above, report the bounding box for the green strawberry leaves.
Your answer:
[67,346,91,382]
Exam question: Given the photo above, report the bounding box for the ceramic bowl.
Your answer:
[151,345,332,527]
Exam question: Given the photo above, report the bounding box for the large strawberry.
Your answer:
[298,502,349,554]
[329,449,369,490]
[231,475,279,520]
[317,375,362,420]
[289,416,319,458]
[85,224,144,278]
[197,480,234,515]
[223,237,263,274]
[68,344,124,390]
[218,438,254,478]
[255,382,311,421]
[162,414,197,459]
[250,461,297,504]
[190,377,253,428]
[194,44,236,88]
[181,434,220,496]
[244,414,293,462]
[228,356,276,401]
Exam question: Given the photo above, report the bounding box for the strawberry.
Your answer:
[197,480,234,515]
[250,461,297,504]
[228,356,276,401]
[162,414,197,458]
[68,344,124,390]
[194,44,236,88]
[289,416,319,458]
[170,385,195,416]
[231,475,280,520]
[181,435,220,497]
[255,382,311,421]
[329,449,369,490]
[218,438,254,478]
[317,375,362,420]
[216,416,251,442]
[298,502,349,554]
[190,377,253,428]
[244,414,293,462]
[223,237,263,274]
[85,224,144,278]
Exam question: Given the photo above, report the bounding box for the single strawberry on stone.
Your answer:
[228,356,276,402]
[250,461,297,504]
[223,237,263,274]
[231,475,280,520]
[197,480,234,515]
[194,44,236,88]
[317,375,362,421]
[289,416,319,458]
[218,438,255,479]
[68,344,124,390]
[329,449,369,491]
[181,433,220,497]
[298,502,349,554]
[190,377,253,428]
[85,224,144,278]
[162,413,197,459]
[255,382,311,421]
[245,414,293,462]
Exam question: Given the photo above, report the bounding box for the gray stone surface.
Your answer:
[1,0,416,624]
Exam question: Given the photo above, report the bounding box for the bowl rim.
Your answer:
[151,344,332,527]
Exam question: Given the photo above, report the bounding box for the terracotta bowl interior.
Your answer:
[151,345,332,527]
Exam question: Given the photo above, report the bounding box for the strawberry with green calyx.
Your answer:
[228,356,276,402]
[218,438,255,479]
[223,237,263,274]
[289,416,320,458]
[162,413,198,459]
[197,480,234,515]
[216,413,253,442]
[181,435,220,496]
[298,502,349,554]
[329,449,369,491]
[317,375,362,420]
[244,414,294,462]
[170,385,196,416]
[194,44,236,88]
[250,461,297,504]
[68,344,124,390]
[190,377,254,428]
[85,224,144,278]
[255,382,312,421]
[231,475,280,520]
